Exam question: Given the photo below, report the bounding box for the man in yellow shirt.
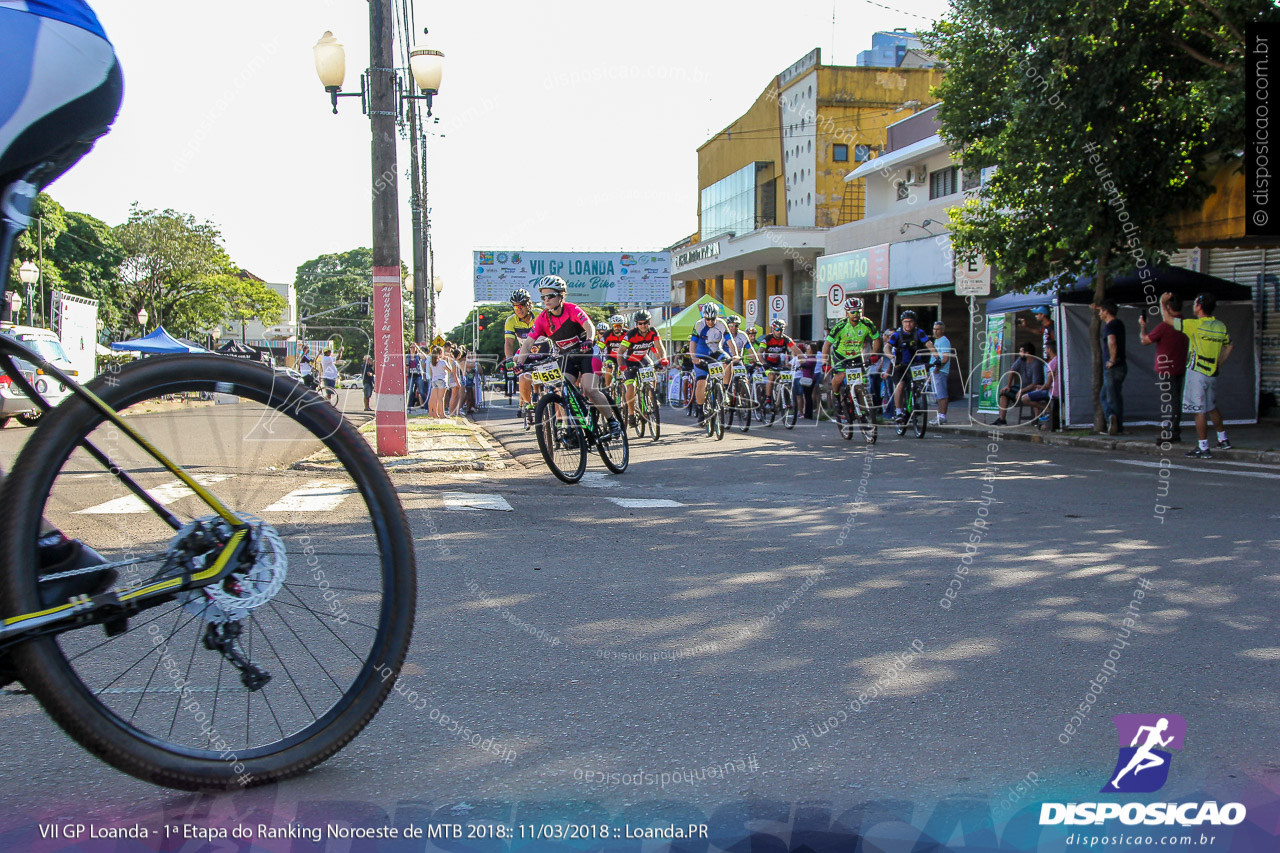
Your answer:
[1163,292,1232,458]
[503,289,542,422]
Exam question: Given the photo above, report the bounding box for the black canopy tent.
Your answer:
[984,267,1257,428]
[217,340,262,360]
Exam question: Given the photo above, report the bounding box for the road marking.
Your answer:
[579,472,615,489]
[443,492,513,511]
[1116,459,1280,480]
[75,475,233,514]
[449,473,489,479]
[1198,458,1280,471]
[263,482,357,512]
[607,498,685,508]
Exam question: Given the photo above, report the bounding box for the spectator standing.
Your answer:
[930,320,953,425]
[1166,292,1233,458]
[447,345,464,417]
[992,342,1046,425]
[798,344,817,419]
[406,345,424,408]
[298,347,316,389]
[1139,292,1189,444]
[1019,306,1055,356]
[361,354,376,411]
[427,346,449,418]
[320,346,343,398]
[1097,300,1127,435]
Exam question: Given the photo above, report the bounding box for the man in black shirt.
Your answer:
[1097,299,1127,435]
[361,354,376,411]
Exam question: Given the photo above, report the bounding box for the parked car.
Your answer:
[0,324,78,426]
[274,366,305,384]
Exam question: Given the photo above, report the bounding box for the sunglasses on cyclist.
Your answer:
[540,293,563,302]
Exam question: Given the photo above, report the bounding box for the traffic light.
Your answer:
[478,312,486,331]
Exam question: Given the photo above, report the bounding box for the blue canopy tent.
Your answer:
[110,326,209,354]
[982,267,1256,427]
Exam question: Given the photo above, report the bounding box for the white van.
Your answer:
[0,324,78,426]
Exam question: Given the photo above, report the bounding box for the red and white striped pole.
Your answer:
[372,266,407,455]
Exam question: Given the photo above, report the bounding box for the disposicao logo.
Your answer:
[1040,714,1246,827]
[1103,713,1185,793]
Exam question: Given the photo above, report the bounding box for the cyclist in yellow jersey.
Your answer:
[504,289,542,420]
[1163,291,1233,458]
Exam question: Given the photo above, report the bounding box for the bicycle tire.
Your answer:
[646,387,661,441]
[712,383,726,441]
[0,355,415,790]
[632,391,647,439]
[913,385,928,438]
[534,392,587,484]
[855,386,877,445]
[733,378,751,433]
[764,386,778,426]
[781,385,797,429]
[596,400,630,474]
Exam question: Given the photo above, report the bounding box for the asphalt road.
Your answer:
[0,392,1277,844]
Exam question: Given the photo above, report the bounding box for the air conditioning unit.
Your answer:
[905,163,928,186]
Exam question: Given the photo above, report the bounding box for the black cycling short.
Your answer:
[891,359,928,385]
[562,353,597,380]
[623,360,656,381]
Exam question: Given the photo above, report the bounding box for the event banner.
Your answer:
[815,244,890,294]
[977,313,1013,411]
[473,251,671,304]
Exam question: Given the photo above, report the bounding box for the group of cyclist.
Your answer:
[500,275,950,435]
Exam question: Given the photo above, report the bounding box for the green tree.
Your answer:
[294,248,410,364]
[217,274,287,342]
[928,0,1278,430]
[113,204,236,336]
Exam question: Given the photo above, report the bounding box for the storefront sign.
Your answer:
[816,244,890,294]
[673,242,720,270]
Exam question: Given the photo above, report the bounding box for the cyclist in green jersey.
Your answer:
[822,296,881,407]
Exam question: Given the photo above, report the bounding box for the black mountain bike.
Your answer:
[722,362,754,434]
[833,357,877,444]
[894,362,930,438]
[699,358,727,441]
[527,352,629,484]
[629,363,662,442]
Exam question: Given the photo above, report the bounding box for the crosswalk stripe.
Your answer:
[607,498,685,508]
[1116,459,1280,480]
[75,475,233,514]
[263,482,358,512]
[579,472,615,489]
[443,492,513,512]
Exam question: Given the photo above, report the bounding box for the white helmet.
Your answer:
[700,303,720,319]
[609,314,624,326]
[535,275,567,295]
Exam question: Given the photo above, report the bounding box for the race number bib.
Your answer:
[533,367,564,386]
[910,364,928,382]
[779,370,796,383]
[848,368,865,382]
[707,362,725,381]
[638,366,656,384]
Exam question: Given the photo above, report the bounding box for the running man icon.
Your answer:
[1102,714,1187,794]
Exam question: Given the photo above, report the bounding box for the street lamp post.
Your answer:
[312,17,444,457]
[432,276,443,342]
[18,260,38,327]
[137,307,149,335]
[5,290,21,324]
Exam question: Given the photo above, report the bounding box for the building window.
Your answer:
[833,144,848,161]
[929,166,959,199]
[700,162,758,236]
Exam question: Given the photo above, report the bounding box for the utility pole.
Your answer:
[407,99,427,344]
[369,0,407,455]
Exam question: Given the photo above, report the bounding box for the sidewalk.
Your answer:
[297,412,517,473]
[929,415,1280,464]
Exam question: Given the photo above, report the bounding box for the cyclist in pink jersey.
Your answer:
[517,275,620,434]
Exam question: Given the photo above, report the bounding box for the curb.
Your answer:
[929,423,1280,464]
[294,417,521,474]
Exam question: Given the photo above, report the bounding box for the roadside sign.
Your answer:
[956,256,992,296]
[826,283,845,319]
[768,294,789,327]
[744,299,759,329]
